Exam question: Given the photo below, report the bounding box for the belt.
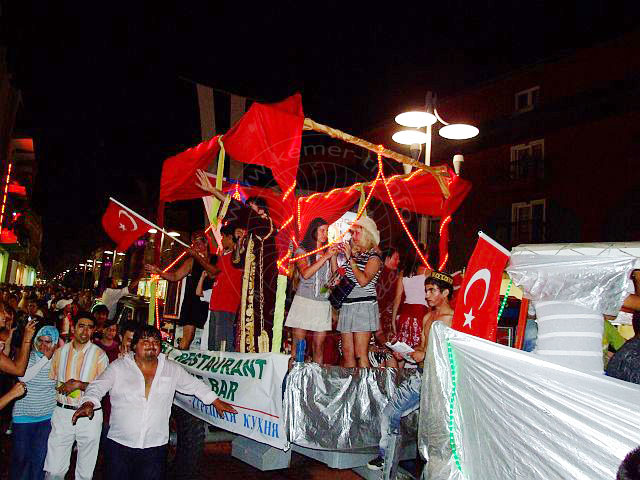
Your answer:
[56,402,102,411]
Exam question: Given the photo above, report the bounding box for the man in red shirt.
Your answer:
[192,225,242,352]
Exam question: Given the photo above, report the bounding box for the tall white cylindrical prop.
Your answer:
[507,242,640,374]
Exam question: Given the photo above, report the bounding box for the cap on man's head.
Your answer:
[426,271,454,287]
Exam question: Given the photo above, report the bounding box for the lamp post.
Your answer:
[393,91,479,246]
[393,91,478,174]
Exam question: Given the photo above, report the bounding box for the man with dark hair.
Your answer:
[192,223,243,351]
[100,277,139,321]
[196,170,278,353]
[606,312,640,385]
[375,247,401,347]
[92,304,110,335]
[73,325,237,479]
[368,271,454,473]
[44,312,109,480]
[618,446,640,480]
[118,321,137,357]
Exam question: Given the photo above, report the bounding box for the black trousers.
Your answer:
[106,438,168,480]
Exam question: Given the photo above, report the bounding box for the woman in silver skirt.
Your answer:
[336,216,382,368]
[285,217,338,363]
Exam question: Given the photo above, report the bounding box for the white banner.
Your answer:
[163,343,290,450]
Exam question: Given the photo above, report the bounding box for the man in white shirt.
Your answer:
[100,277,139,320]
[72,325,237,479]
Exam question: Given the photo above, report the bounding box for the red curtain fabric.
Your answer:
[297,189,361,241]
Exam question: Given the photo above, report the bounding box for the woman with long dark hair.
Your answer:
[285,217,337,363]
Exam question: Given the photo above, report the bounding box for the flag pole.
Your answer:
[109,197,191,249]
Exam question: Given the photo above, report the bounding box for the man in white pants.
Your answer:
[44,313,108,480]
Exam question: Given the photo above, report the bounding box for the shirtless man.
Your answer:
[72,325,236,479]
[368,271,454,472]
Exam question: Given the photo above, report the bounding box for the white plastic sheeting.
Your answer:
[507,254,636,316]
[420,322,640,480]
[506,243,639,374]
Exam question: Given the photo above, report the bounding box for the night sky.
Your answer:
[3,1,639,275]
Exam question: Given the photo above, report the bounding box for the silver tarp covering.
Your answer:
[284,362,419,450]
[421,322,640,479]
[506,254,636,315]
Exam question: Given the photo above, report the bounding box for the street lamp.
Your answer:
[394,91,479,173]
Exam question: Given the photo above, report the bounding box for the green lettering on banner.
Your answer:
[242,360,255,378]
[254,359,266,380]
[220,358,235,375]
[202,357,217,372]
[218,380,228,398]
[227,381,238,401]
[187,353,198,366]
[196,354,211,370]
[208,378,219,395]
[174,353,189,364]
[229,360,244,377]
[210,357,226,374]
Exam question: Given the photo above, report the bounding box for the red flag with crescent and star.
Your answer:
[452,232,511,342]
[101,198,155,252]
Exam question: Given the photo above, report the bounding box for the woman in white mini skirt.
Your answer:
[285,217,337,363]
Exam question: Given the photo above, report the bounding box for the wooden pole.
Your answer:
[303,118,450,198]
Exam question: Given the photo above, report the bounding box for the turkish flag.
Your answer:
[101,199,154,252]
[452,232,510,341]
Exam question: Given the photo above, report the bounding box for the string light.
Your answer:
[439,215,452,235]
[232,183,241,201]
[282,181,296,201]
[284,169,381,266]
[496,278,512,323]
[447,340,464,474]
[377,145,432,270]
[438,253,449,272]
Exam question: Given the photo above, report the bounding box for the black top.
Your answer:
[178,257,213,328]
[606,337,640,385]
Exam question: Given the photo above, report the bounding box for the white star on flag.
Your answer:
[463,308,475,328]
[119,223,126,231]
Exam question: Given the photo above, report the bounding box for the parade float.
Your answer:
[104,94,640,479]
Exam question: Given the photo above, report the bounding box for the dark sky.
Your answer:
[3,1,640,275]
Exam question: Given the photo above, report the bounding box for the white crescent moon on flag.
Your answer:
[118,210,138,231]
[463,268,491,309]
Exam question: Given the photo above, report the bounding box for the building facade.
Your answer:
[367,31,640,270]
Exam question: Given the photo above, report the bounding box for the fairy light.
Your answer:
[282,180,296,201]
[232,183,241,201]
[286,169,381,265]
[447,340,464,474]
[496,278,512,323]
[438,253,449,272]
[439,215,452,235]
[162,221,216,273]
[377,145,432,270]
[0,162,13,235]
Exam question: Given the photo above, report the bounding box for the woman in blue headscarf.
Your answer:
[10,325,59,480]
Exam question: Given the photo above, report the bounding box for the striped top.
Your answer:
[12,351,57,422]
[344,249,382,304]
[50,341,109,407]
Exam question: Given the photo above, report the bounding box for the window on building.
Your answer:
[510,139,544,180]
[511,199,546,244]
[515,86,540,113]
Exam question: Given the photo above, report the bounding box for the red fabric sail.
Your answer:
[223,94,304,237]
[159,135,222,203]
